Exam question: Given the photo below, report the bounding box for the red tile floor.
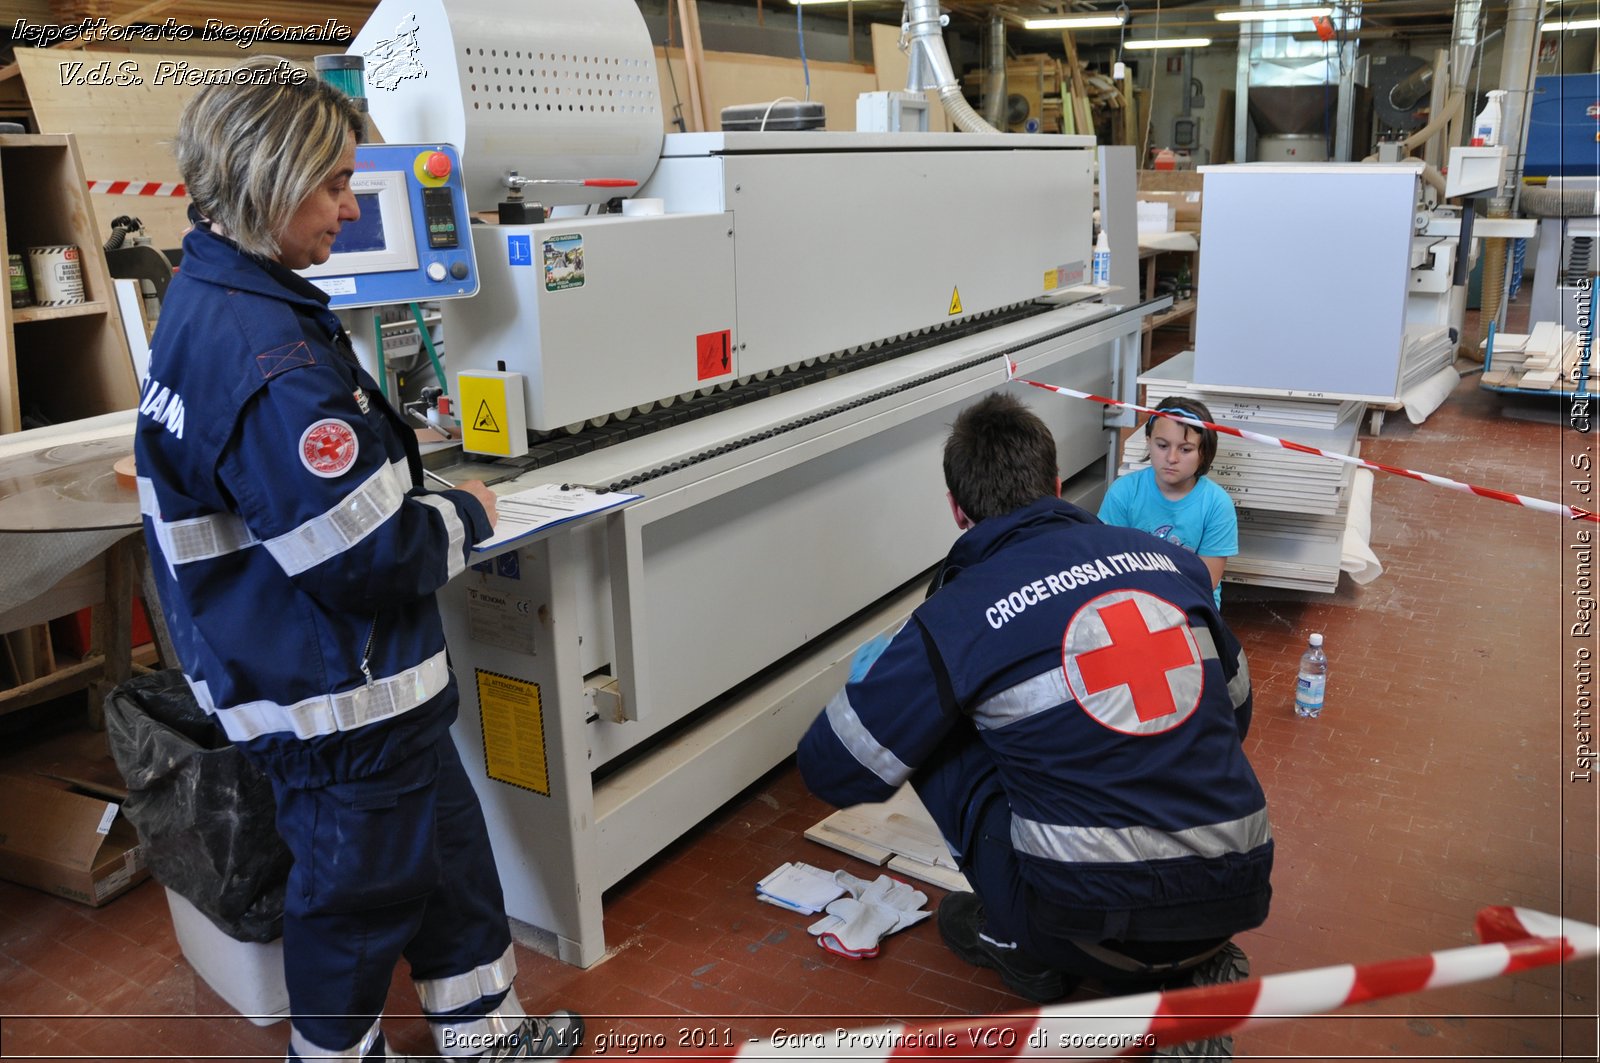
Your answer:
[2,295,1597,1060]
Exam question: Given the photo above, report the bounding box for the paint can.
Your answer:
[7,253,30,309]
[27,245,85,306]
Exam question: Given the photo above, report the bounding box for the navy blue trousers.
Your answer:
[912,729,1224,986]
[270,733,511,1058]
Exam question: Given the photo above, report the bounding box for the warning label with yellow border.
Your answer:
[475,669,550,795]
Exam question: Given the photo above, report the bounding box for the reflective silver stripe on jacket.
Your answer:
[263,459,410,577]
[188,649,449,742]
[1012,806,1272,865]
[289,1016,382,1060]
[431,993,527,1057]
[138,476,260,564]
[971,669,1070,731]
[825,687,912,789]
[972,622,1238,730]
[416,944,517,1014]
[1187,625,1251,709]
[416,492,469,581]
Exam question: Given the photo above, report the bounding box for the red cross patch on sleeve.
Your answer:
[1062,589,1203,736]
[299,418,360,478]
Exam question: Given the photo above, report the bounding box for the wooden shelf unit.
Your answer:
[1139,242,1199,370]
[0,133,145,726]
[0,132,139,434]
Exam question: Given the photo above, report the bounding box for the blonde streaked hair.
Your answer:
[174,58,362,261]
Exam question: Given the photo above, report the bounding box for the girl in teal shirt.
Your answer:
[1098,396,1238,607]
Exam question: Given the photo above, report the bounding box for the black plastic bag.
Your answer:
[104,670,289,942]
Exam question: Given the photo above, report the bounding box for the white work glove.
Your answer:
[808,897,903,958]
[807,872,931,959]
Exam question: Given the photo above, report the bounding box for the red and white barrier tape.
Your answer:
[683,907,1596,1060]
[87,180,186,197]
[1005,358,1599,524]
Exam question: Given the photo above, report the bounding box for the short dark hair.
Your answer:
[943,392,1059,523]
[1143,395,1219,477]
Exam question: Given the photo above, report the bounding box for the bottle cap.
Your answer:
[1309,633,1323,647]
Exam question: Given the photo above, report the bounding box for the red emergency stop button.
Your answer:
[424,152,451,179]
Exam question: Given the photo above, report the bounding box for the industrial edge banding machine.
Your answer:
[332,0,1161,967]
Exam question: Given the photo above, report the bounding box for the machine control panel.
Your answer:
[300,142,477,307]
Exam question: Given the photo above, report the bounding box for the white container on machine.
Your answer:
[1294,633,1328,718]
[1091,227,1112,287]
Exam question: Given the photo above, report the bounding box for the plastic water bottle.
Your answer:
[1091,228,1112,287]
[1294,633,1327,718]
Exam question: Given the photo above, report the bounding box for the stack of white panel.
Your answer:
[1140,351,1359,431]
[1227,502,1347,592]
[1116,353,1368,592]
[1399,326,1456,393]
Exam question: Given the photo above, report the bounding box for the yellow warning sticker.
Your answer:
[948,286,964,316]
[1043,269,1059,292]
[458,375,511,456]
[476,669,550,795]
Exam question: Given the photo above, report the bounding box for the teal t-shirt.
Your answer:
[1097,467,1239,606]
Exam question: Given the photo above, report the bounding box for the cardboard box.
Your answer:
[0,773,148,906]
[1137,200,1176,233]
[1136,168,1204,194]
[1136,190,1203,231]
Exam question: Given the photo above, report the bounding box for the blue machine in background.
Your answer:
[1525,73,1600,178]
[300,142,477,307]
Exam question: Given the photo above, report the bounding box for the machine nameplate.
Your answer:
[474,669,551,795]
[467,585,538,655]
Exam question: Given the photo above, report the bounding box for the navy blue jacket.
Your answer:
[135,221,490,788]
[799,497,1271,941]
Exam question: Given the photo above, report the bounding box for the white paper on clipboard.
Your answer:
[472,484,640,552]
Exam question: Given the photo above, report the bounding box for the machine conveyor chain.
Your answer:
[593,300,1127,494]
[474,303,1036,484]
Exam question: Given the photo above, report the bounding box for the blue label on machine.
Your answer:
[507,235,533,266]
[299,142,478,308]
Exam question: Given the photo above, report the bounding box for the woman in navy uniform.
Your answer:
[135,59,582,1061]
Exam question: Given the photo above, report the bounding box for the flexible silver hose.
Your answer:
[904,0,1001,133]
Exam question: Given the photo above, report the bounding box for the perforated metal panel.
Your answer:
[351,0,664,212]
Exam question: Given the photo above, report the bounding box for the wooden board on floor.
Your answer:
[888,855,970,893]
[803,820,893,865]
[807,784,970,892]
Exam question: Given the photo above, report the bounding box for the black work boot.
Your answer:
[1151,941,1249,1061]
[936,891,1072,1003]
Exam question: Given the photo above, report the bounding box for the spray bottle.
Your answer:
[1472,90,1505,147]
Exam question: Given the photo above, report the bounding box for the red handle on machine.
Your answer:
[519,178,639,187]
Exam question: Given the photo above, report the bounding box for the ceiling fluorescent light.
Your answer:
[1023,14,1128,30]
[1545,18,1600,30]
[1215,6,1333,22]
[1124,37,1215,49]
